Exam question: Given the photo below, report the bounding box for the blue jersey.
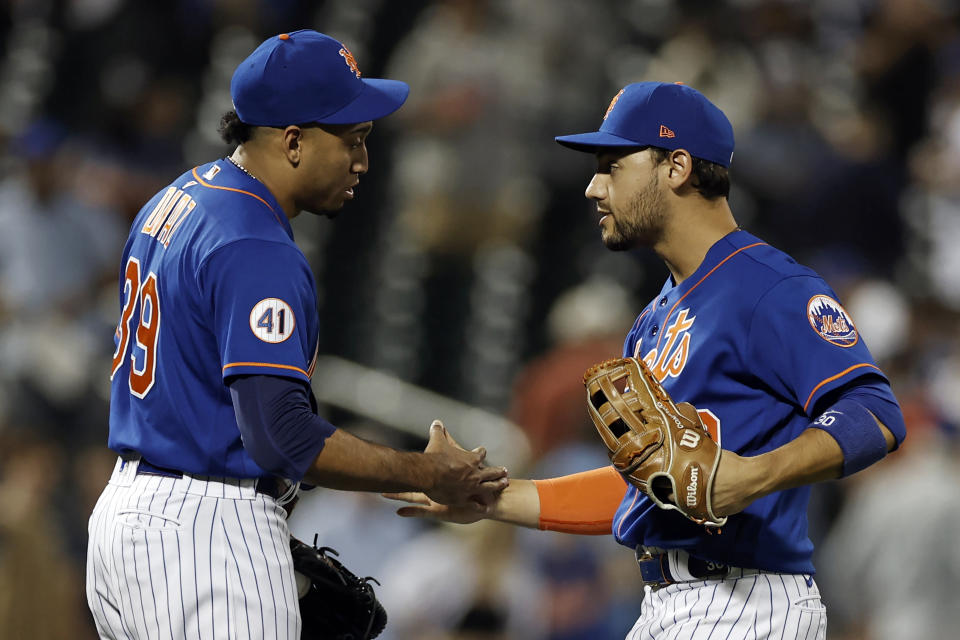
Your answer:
[613,230,885,574]
[107,160,319,478]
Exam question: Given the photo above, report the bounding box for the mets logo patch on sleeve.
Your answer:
[807,295,858,347]
[250,298,295,343]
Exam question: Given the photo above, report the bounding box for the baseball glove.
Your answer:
[583,357,727,527]
[291,535,387,639]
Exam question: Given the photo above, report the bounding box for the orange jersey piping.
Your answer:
[222,362,309,377]
[654,242,767,355]
[633,308,651,331]
[803,363,882,413]
[191,167,285,227]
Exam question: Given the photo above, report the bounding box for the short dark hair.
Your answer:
[649,146,730,200]
[218,111,331,145]
[218,111,255,145]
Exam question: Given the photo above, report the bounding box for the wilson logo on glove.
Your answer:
[679,430,701,449]
[583,357,726,528]
[686,467,699,506]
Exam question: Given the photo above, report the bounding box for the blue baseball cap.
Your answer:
[231,30,409,126]
[555,82,734,167]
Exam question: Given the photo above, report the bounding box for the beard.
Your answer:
[299,207,339,219]
[602,173,666,251]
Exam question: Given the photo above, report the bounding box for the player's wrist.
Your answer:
[489,479,540,528]
[405,450,441,494]
[419,450,472,501]
[745,453,777,501]
[712,450,767,515]
[421,451,445,493]
[737,450,782,501]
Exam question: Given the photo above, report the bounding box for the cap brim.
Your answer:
[554,130,645,152]
[315,78,410,125]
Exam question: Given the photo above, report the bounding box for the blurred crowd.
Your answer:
[1,0,960,638]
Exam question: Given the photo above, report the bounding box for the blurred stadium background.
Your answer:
[1,0,960,638]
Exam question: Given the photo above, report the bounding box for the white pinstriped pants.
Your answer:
[86,457,301,640]
[626,572,827,640]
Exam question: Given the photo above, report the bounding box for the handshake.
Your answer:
[386,357,733,529]
[416,418,509,510]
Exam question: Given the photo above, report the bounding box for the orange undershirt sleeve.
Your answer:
[533,466,627,535]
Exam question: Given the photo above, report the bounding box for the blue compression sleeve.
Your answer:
[809,378,906,477]
[228,374,337,480]
[840,382,907,450]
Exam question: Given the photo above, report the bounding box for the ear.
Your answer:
[280,125,303,166]
[663,149,695,192]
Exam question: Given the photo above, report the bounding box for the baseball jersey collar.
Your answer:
[218,159,295,239]
[662,228,759,295]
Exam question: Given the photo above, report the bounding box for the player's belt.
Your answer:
[133,456,292,501]
[635,546,762,589]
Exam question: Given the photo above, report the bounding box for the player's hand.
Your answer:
[659,449,762,517]
[422,420,508,507]
[382,491,491,524]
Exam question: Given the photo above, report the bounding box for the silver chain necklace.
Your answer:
[226,155,260,183]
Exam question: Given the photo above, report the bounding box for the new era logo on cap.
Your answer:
[555,82,735,167]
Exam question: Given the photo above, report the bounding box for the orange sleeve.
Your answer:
[533,466,627,535]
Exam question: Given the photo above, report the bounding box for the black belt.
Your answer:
[635,547,761,589]
[134,458,289,501]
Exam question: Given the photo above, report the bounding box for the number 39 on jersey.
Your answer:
[111,256,161,398]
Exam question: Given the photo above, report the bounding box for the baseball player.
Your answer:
[85,30,507,640]
[388,82,907,639]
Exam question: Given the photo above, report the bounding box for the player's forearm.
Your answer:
[304,429,438,493]
[751,416,897,497]
[715,406,898,516]
[750,427,845,496]
[484,479,541,528]
[389,468,622,531]
[488,476,625,532]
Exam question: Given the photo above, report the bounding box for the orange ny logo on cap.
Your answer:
[604,89,625,120]
[339,46,361,78]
